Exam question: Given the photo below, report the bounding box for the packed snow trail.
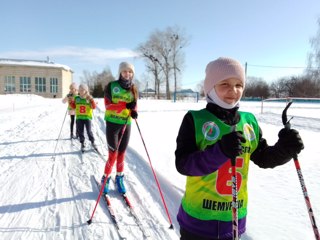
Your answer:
[0,96,319,240]
[0,97,179,240]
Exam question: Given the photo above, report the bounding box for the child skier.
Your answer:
[101,62,138,194]
[175,57,304,240]
[62,82,78,139]
[69,83,97,152]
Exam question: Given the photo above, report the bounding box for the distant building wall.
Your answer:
[0,59,73,98]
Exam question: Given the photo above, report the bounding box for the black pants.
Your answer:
[70,115,76,135]
[106,121,131,152]
[180,228,233,240]
[76,119,95,144]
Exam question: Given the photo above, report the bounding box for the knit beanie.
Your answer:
[118,62,135,78]
[203,57,245,96]
[69,82,78,90]
[79,83,89,92]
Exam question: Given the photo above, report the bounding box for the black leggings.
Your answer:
[180,228,233,240]
[106,121,131,152]
[77,119,95,144]
[70,115,75,134]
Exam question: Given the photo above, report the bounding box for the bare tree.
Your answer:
[269,77,294,98]
[270,80,285,98]
[196,80,205,97]
[166,26,189,94]
[137,44,163,99]
[80,67,115,97]
[244,77,270,99]
[80,70,94,89]
[292,77,319,97]
[137,26,189,99]
[268,76,320,98]
[307,17,320,80]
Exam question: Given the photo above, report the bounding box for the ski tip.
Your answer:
[87,219,92,225]
[169,224,174,229]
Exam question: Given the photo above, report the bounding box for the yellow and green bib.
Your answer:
[104,81,134,125]
[74,96,93,120]
[181,109,259,221]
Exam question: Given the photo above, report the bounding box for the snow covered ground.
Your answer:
[0,94,319,240]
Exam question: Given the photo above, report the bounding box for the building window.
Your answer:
[20,77,31,92]
[50,77,58,93]
[5,76,16,93]
[35,77,46,93]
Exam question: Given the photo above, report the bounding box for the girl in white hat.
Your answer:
[69,83,97,152]
[62,82,78,139]
[101,62,138,195]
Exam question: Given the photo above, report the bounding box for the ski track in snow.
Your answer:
[0,99,179,240]
[0,97,319,240]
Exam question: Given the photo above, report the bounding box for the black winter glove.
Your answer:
[126,101,136,110]
[67,93,73,100]
[131,110,138,119]
[219,131,246,159]
[277,128,304,157]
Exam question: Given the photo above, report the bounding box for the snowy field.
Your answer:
[0,94,319,240]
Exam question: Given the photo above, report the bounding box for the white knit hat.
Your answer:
[118,62,135,77]
[204,57,245,95]
[79,83,89,92]
[69,82,78,90]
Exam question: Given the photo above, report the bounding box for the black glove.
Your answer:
[219,131,246,159]
[67,93,73,100]
[126,101,136,110]
[131,110,138,119]
[277,128,304,157]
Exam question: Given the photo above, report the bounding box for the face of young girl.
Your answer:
[121,69,134,81]
[214,78,244,105]
[70,87,77,94]
[78,87,87,98]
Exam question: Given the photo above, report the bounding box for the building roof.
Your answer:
[177,88,195,93]
[0,58,73,72]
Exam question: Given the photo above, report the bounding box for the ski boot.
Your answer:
[81,142,85,153]
[115,174,126,194]
[101,175,111,194]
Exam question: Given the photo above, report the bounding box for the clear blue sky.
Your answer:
[1,0,320,90]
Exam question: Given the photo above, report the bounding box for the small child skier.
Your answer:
[62,82,78,139]
[69,83,97,152]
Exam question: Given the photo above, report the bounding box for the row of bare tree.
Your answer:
[244,76,320,99]
[80,26,189,99]
[81,19,320,99]
[136,26,189,99]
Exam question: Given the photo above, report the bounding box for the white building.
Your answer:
[0,58,73,98]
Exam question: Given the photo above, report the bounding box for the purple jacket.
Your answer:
[175,103,293,238]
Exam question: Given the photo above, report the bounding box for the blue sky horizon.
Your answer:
[2,0,320,91]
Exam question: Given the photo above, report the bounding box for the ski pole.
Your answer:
[52,109,68,160]
[87,174,109,225]
[282,101,320,240]
[134,119,174,229]
[231,157,238,240]
[87,118,128,225]
[230,125,239,240]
